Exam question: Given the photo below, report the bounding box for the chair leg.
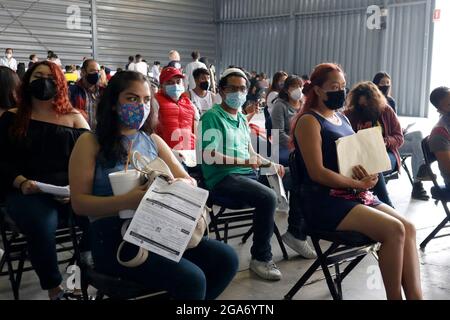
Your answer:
[5,251,19,300]
[334,263,343,300]
[420,217,449,249]
[208,207,224,242]
[284,258,322,300]
[241,227,253,244]
[223,222,229,244]
[312,239,340,300]
[401,158,414,186]
[15,249,27,296]
[273,224,288,260]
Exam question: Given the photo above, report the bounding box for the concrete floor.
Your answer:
[1,117,450,300]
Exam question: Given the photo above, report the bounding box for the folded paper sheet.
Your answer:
[336,127,391,178]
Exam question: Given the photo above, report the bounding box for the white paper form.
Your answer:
[260,164,288,209]
[336,127,392,178]
[35,182,70,197]
[123,177,209,262]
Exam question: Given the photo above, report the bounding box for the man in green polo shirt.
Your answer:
[199,68,285,281]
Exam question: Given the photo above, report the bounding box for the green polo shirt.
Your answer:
[199,104,254,189]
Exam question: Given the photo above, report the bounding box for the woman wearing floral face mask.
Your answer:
[69,71,238,300]
[154,67,197,150]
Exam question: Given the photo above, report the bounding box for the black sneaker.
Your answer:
[416,165,436,182]
[411,182,430,201]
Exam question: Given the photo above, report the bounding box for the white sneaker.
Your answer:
[249,259,282,281]
[282,232,317,259]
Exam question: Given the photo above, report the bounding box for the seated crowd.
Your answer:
[2,46,448,301]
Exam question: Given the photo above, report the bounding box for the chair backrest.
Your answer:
[288,149,308,222]
[263,106,273,138]
[421,136,441,189]
[288,149,303,191]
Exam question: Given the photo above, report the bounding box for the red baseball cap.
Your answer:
[159,67,184,85]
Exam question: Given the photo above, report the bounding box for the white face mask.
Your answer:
[5,53,12,59]
[289,88,303,101]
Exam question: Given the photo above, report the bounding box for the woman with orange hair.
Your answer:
[289,63,422,300]
[0,61,89,299]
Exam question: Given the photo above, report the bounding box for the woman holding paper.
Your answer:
[290,63,422,300]
[344,82,404,208]
[69,71,238,300]
[0,61,90,300]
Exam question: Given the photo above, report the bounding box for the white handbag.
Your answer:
[116,152,209,267]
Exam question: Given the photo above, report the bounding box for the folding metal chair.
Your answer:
[419,137,450,249]
[207,193,289,260]
[0,204,79,300]
[68,210,169,300]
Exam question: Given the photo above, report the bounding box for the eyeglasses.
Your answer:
[224,85,248,93]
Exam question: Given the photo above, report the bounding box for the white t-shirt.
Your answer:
[266,91,279,114]
[189,89,221,117]
[151,65,160,80]
[133,61,149,76]
[184,60,207,90]
[0,57,17,71]
[127,62,136,71]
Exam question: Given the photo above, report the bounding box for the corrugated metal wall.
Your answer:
[96,0,216,70]
[0,0,216,70]
[0,0,93,67]
[216,0,435,117]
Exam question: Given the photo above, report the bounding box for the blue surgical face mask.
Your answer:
[165,84,185,101]
[225,91,247,110]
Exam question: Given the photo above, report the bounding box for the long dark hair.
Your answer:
[0,66,20,111]
[96,71,157,167]
[267,71,288,97]
[373,71,392,97]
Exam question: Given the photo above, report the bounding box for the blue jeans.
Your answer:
[91,217,238,300]
[211,173,277,262]
[5,192,90,290]
[373,151,398,208]
[399,131,425,181]
[279,147,291,167]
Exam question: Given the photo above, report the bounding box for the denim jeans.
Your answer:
[279,147,291,167]
[399,131,425,181]
[373,151,398,207]
[91,217,238,300]
[5,192,90,290]
[211,173,277,262]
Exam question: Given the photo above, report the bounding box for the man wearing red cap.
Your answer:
[155,67,197,150]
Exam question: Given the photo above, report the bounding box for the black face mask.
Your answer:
[199,81,209,91]
[86,72,100,85]
[29,78,57,101]
[355,104,380,123]
[378,85,390,96]
[324,90,346,110]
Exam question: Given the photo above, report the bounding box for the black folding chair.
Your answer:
[207,194,289,260]
[284,151,379,300]
[400,154,415,186]
[0,204,79,300]
[419,137,450,249]
[188,164,288,260]
[68,210,169,300]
